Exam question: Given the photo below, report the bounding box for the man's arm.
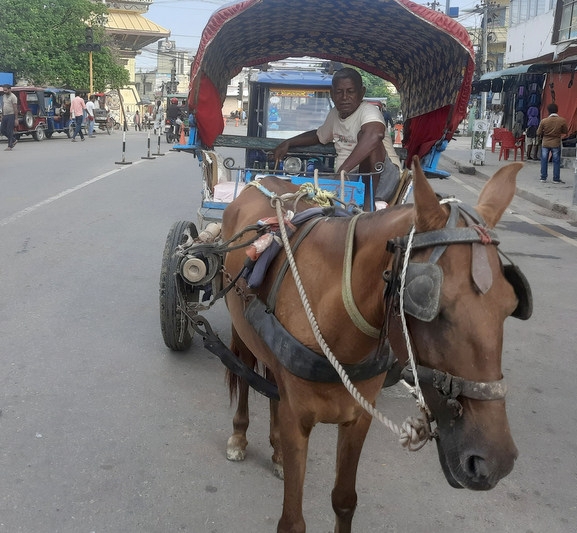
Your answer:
[336,121,385,174]
[273,129,320,162]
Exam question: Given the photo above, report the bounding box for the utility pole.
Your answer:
[476,1,497,120]
[426,0,442,11]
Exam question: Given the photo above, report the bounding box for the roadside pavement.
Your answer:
[441,134,577,222]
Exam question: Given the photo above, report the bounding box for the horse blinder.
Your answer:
[503,264,533,320]
[403,262,443,322]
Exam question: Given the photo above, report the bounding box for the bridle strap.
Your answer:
[391,226,500,252]
[402,365,507,401]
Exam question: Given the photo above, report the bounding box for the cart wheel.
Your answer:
[32,124,45,141]
[159,220,199,351]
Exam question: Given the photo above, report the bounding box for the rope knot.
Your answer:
[399,416,432,451]
[472,224,492,245]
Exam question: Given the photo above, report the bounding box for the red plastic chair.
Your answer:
[499,130,524,161]
[491,127,507,153]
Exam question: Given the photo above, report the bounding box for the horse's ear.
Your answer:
[411,156,447,231]
[475,163,522,228]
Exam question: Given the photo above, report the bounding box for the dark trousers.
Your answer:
[1,114,16,147]
[72,116,84,140]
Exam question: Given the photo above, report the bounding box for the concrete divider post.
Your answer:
[115,131,132,165]
[141,132,156,160]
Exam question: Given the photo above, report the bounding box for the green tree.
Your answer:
[0,0,129,90]
[359,71,401,112]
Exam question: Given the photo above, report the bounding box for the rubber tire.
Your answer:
[32,125,45,141]
[24,111,34,129]
[159,220,199,351]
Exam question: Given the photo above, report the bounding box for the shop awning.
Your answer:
[480,64,547,80]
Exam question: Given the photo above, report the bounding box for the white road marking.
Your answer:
[0,161,145,228]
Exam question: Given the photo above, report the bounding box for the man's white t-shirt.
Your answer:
[86,100,95,118]
[316,101,385,171]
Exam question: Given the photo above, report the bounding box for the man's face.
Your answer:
[331,78,365,119]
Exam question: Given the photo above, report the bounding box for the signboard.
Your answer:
[0,72,15,85]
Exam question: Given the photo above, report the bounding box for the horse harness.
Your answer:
[185,190,532,418]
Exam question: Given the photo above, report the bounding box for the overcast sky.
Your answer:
[136,0,483,71]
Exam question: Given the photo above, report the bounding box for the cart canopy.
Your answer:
[189,0,474,162]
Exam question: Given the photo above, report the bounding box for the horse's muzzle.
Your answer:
[435,429,518,490]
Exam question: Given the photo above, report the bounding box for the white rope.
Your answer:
[272,199,431,450]
[397,226,429,413]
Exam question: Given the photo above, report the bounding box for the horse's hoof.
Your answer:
[226,436,247,461]
[273,462,284,480]
[227,447,246,461]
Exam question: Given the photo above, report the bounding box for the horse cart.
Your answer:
[159,1,533,531]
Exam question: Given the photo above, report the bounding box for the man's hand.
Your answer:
[273,139,291,162]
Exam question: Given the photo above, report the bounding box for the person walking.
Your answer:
[537,102,568,183]
[133,110,141,131]
[153,99,164,135]
[70,93,86,142]
[1,84,18,151]
[86,95,96,138]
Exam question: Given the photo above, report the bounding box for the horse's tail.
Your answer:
[227,326,258,404]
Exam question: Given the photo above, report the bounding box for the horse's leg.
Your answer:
[268,367,284,479]
[332,411,373,533]
[277,401,311,533]
[226,375,249,461]
[226,329,251,461]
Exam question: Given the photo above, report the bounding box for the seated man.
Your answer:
[273,67,400,209]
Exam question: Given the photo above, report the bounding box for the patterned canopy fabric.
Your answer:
[188,0,474,161]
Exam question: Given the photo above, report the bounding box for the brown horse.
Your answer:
[220,157,524,533]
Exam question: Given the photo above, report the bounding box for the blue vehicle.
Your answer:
[43,88,75,138]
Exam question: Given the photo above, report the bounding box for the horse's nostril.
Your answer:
[465,455,489,480]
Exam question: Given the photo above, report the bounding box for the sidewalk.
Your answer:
[441,135,577,221]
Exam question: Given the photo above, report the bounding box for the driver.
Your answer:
[273,68,400,209]
[166,97,181,121]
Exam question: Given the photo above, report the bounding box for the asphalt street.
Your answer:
[0,130,576,532]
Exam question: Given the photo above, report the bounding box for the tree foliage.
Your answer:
[359,71,401,112]
[0,0,129,90]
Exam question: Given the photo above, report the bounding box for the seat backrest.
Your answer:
[492,127,507,142]
[500,130,516,147]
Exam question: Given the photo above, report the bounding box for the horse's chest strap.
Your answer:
[245,298,396,382]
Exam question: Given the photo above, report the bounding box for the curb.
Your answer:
[442,154,577,222]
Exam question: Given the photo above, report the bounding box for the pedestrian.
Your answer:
[70,93,86,142]
[86,94,96,138]
[153,99,164,135]
[1,84,18,151]
[381,102,393,131]
[134,110,141,131]
[537,102,568,183]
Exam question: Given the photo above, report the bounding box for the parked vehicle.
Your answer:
[0,86,48,141]
[44,88,75,138]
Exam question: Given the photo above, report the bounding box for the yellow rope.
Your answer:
[295,182,336,207]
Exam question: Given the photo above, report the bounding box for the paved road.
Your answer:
[0,133,576,532]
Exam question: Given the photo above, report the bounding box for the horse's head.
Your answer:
[388,156,526,490]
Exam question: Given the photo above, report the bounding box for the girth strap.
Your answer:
[246,298,396,382]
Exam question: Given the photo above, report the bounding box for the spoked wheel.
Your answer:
[159,220,200,351]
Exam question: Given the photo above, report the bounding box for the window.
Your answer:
[556,0,577,41]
